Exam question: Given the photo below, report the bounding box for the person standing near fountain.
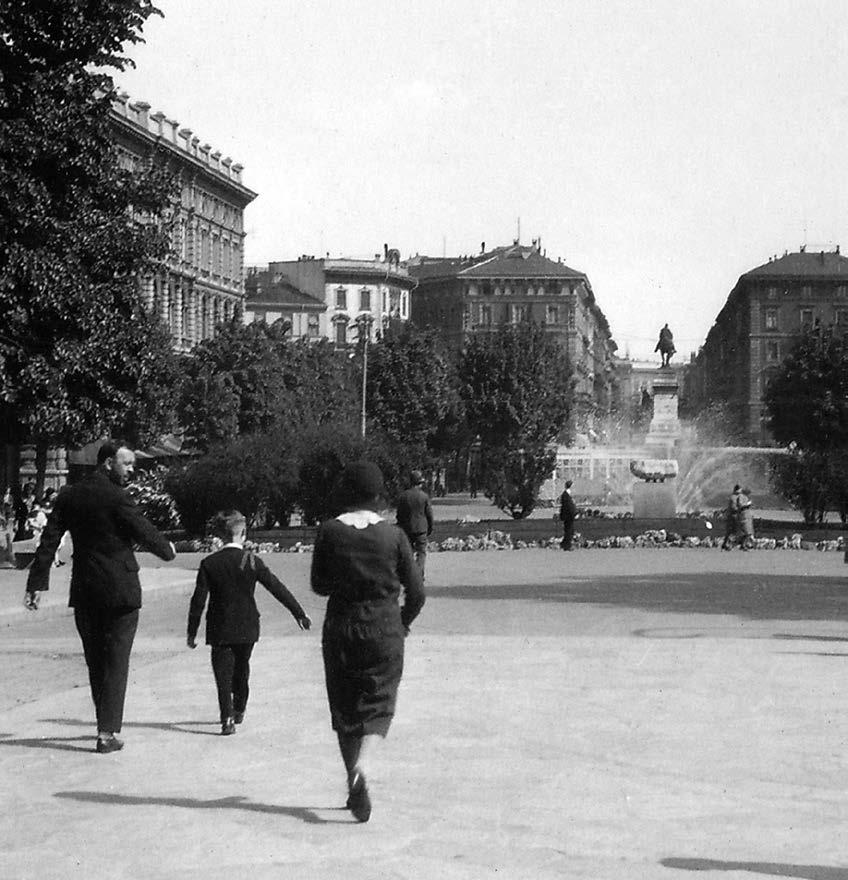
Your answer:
[559,480,577,551]
[737,488,755,550]
[721,485,741,551]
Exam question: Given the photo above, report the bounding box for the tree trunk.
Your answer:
[34,439,48,500]
[1,443,20,494]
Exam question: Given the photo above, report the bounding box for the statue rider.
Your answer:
[655,323,675,367]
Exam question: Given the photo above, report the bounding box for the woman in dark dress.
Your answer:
[311,461,425,823]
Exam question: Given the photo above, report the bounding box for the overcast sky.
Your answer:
[116,0,848,360]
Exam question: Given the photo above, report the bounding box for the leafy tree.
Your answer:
[459,323,573,518]
[765,328,848,449]
[178,323,359,449]
[765,328,848,521]
[185,320,289,438]
[0,0,178,489]
[365,324,459,454]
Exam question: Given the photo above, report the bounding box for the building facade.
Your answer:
[110,93,257,350]
[685,249,848,443]
[246,247,415,344]
[408,240,618,438]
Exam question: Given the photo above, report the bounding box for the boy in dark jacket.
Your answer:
[187,510,311,735]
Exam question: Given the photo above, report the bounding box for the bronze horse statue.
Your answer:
[655,324,675,367]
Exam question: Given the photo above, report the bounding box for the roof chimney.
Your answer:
[481,241,485,253]
[837,245,841,255]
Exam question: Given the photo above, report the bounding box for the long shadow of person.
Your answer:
[0,732,94,753]
[661,857,848,879]
[55,790,349,825]
[42,717,220,736]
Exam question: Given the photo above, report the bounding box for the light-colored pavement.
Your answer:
[1,549,847,879]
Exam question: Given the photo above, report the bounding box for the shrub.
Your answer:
[126,466,181,531]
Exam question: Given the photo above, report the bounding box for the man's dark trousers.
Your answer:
[210,643,254,721]
[74,606,139,734]
[561,520,575,551]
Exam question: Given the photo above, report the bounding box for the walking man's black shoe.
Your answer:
[95,736,124,754]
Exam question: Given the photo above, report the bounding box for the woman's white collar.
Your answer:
[336,510,385,529]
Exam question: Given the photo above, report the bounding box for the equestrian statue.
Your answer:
[655,323,675,368]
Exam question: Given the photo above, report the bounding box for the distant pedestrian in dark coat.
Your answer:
[187,510,311,735]
[721,484,742,550]
[25,440,177,753]
[312,461,425,822]
[395,469,434,577]
[559,480,578,550]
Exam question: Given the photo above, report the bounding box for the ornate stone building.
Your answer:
[407,240,618,437]
[245,246,415,344]
[685,248,848,443]
[110,93,257,350]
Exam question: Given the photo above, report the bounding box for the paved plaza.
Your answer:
[1,547,847,879]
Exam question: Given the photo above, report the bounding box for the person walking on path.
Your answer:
[24,440,177,754]
[395,469,433,578]
[187,510,312,735]
[721,484,742,551]
[737,488,755,550]
[312,461,425,823]
[559,480,578,551]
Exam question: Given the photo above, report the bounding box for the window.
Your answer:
[334,320,347,345]
[401,292,408,318]
[389,289,401,316]
[566,306,575,330]
[764,308,778,330]
[307,315,319,337]
[801,285,812,299]
[546,304,560,324]
[800,308,813,329]
[382,291,387,313]
[767,286,778,300]
[200,230,210,272]
[481,304,492,326]
[335,287,347,309]
[360,288,371,311]
[766,340,779,361]
[512,304,527,323]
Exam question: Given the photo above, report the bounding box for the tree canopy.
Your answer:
[458,323,573,517]
[0,0,176,483]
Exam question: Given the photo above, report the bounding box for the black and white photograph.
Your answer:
[2,1,847,878]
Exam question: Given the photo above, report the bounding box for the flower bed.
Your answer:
[173,530,845,554]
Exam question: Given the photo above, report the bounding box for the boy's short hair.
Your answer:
[210,509,247,542]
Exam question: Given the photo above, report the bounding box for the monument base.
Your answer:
[633,480,677,519]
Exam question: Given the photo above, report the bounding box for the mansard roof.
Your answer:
[743,250,848,279]
[409,244,587,282]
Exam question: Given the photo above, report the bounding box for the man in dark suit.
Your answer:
[25,440,177,753]
[559,480,578,551]
[395,469,434,578]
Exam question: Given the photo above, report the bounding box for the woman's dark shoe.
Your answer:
[233,711,245,725]
[221,718,236,735]
[95,736,124,754]
[348,771,371,823]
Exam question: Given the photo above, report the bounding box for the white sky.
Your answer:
[116,0,848,360]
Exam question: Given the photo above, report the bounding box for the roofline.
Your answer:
[109,113,258,205]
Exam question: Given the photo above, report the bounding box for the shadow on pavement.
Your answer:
[428,573,848,621]
[55,791,348,824]
[43,717,220,736]
[661,857,848,878]
[0,733,93,753]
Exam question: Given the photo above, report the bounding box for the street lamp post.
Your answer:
[358,315,374,438]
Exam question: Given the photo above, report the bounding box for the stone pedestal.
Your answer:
[645,370,681,457]
[633,480,677,519]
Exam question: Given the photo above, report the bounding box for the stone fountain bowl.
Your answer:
[630,459,679,481]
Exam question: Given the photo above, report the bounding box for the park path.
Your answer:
[1,549,847,879]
